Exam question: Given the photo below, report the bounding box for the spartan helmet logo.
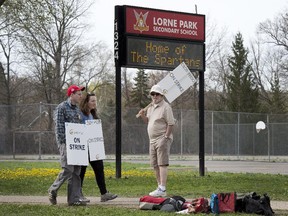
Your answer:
[133,10,149,33]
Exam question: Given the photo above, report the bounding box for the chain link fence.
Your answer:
[0,103,287,161]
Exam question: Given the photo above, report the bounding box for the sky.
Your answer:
[85,0,288,49]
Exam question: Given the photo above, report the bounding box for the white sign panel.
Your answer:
[157,62,196,103]
[85,119,106,161]
[65,123,88,166]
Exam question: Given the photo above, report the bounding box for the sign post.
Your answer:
[114,7,123,178]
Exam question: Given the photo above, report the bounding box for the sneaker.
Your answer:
[68,200,87,206]
[80,196,90,203]
[80,191,90,203]
[149,188,167,197]
[101,192,118,202]
[48,190,57,205]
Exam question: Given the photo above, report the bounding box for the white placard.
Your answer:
[65,123,88,166]
[85,119,106,161]
[157,62,196,103]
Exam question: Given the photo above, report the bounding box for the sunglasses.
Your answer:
[150,92,160,96]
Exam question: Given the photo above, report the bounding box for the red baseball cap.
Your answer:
[67,85,85,96]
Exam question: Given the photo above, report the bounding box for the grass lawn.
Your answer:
[1,204,288,216]
[0,160,287,215]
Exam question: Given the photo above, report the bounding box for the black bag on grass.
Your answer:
[159,195,186,212]
[236,192,274,216]
[244,193,274,216]
[235,192,258,212]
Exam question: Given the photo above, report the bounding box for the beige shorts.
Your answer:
[149,136,172,167]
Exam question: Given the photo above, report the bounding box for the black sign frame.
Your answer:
[124,36,205,71]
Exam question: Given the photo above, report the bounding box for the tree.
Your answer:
[69,41,115,100]
[0,2,22,106]
[225,32,259,112]
[269,72,286,113]
[130,69,150,108]
[249,36,287,114]
[205,43,230,111]
[0,0,5,7]
[122,68,134,107]
[257,9,288,114]
[4,0,94,103]
[258,10,288,87]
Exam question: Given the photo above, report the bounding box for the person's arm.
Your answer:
[139,109,149,124]
[164,105,174,138]
[136,103,152,123]
[164,125,173,138]
[54,105,66,145]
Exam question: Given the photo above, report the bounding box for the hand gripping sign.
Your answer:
[136,62,196,118]
[158,62,196,103]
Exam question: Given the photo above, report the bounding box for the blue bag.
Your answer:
[210,193,219,214]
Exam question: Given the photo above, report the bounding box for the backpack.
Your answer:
[244,193,274,216]
[235,192,258,212]
[159,195,186,212]
[210,193,219,214]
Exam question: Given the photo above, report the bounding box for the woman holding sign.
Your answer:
[79,92,117,202]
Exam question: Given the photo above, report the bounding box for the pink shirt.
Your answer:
[146,100,175,143]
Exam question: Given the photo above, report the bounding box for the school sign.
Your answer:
[114,5,206,177]
[114,5,205,71]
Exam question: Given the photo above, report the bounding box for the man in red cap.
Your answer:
[48,84,87,206]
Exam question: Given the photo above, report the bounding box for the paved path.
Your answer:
[171,160,288,175]
[0,196,287,211]
[123,159,288,175]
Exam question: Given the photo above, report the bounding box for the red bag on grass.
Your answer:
[187,197,209,213]
[218,192,236,213]
[139,195,166,210]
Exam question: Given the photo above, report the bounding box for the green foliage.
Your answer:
[269,73,286,113]
[226,32,260,113]
[130,69,150,108]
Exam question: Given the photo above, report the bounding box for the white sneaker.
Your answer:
[149,188,167,197]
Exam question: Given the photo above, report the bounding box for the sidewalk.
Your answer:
[0,195,287,210]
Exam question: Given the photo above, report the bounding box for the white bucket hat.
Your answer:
[150,85,163,95]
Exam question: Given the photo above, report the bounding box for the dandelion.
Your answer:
[0,166,186,180]
[0,167,156,180]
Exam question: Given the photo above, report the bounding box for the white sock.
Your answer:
[159,185,166,191]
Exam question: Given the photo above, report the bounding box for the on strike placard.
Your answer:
[65,123,88,166]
